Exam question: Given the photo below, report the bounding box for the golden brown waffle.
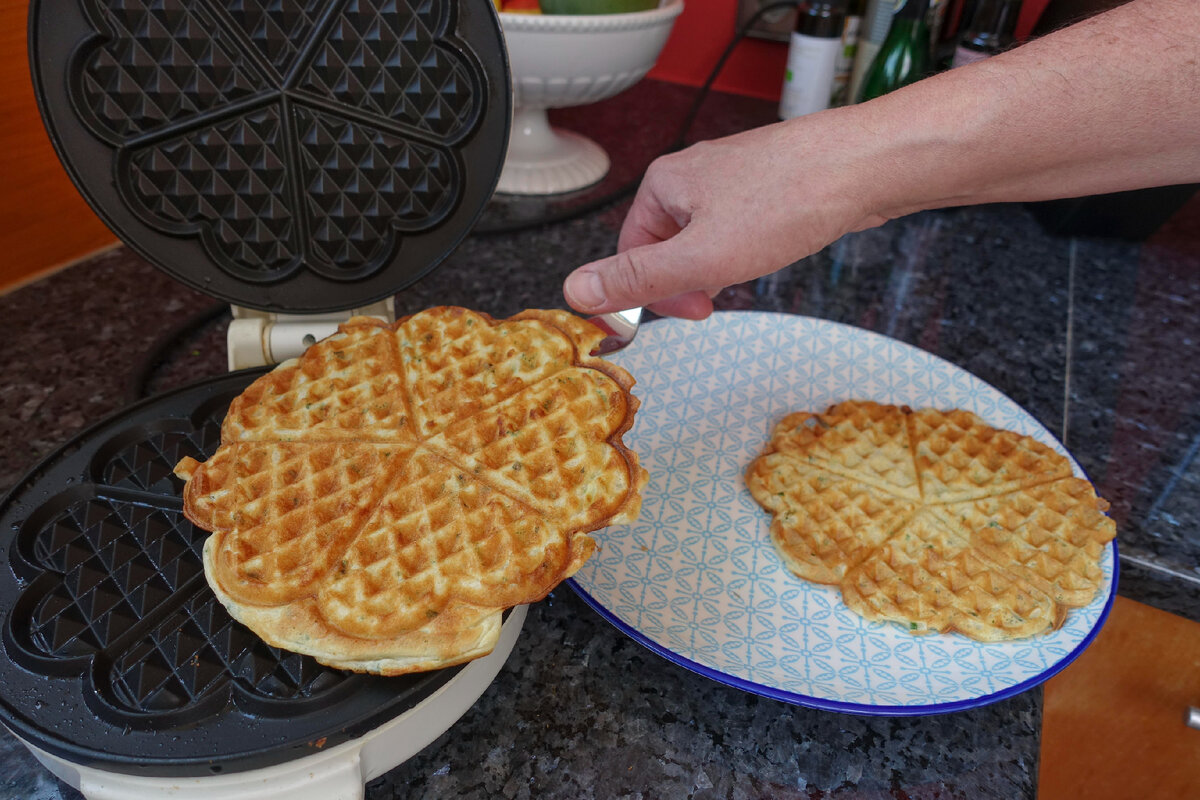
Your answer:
[176,307,646,674]
[746,401,1115,642]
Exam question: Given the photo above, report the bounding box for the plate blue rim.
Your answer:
[568,547,1118,716]
[569,311,1120,716]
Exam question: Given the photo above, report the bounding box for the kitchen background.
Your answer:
[1,0,1197,798]
[0,0,1059,293]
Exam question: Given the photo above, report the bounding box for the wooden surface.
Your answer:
[1040,595,1200,798]
[0,0,116,294]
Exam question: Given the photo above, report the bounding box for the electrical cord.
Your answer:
[124,301,230,404]
[125,2,799,400]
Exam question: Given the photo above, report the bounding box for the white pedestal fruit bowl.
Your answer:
[497,0,684,195]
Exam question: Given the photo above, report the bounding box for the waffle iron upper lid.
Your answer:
[29,0,511,314]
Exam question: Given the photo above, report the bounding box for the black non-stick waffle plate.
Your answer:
[29,0,510,313]
[0,371,472,776]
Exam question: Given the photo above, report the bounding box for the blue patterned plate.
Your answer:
[569,311,1117,715]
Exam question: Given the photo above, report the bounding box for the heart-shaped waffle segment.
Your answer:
[746,401,1115,642]
[176,307,645,674]
[73,0,485,280]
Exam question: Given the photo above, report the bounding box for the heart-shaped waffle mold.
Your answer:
[175,307,646,674]
[746,401,1116,642]
[0,376,468,773]
[31,0,509,311]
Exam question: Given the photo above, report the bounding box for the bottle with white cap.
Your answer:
[779,1,848,119]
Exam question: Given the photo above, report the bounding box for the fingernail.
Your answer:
[566,271,605,310]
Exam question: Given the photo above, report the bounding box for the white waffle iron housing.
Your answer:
[8,0,515,796]
[27,607,527,800]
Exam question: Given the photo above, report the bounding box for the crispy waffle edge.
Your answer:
[746,399,1116,644]
[174,306,645,674]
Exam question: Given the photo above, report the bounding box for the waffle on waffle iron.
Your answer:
[175,307,646,674]
[745,401,1116,642]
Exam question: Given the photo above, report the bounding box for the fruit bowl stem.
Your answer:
[495,106,611,195]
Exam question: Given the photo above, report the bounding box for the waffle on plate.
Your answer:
[176,307,646,674]
[745,400,1115,642]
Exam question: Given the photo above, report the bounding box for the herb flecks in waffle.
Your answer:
[176,307,645,674]
[745,401,1115,642]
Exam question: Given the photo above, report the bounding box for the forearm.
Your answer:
[848,0,1200,223]
[563,0,1200,317]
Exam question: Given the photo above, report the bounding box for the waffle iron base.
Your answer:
[0,371,523,781]
[13,605,526,800]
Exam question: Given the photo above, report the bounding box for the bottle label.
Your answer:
[830,15,863,107]
[952,44,990,68]
[779,32,843,119]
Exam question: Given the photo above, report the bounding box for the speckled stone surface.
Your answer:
[1,78,1198,799]
[363,590,1039,800]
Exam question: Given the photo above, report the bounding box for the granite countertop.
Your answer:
[2,79,1198,800]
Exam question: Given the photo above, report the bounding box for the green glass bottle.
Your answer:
[857,0,932,102]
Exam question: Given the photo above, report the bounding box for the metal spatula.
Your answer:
[589,307,643,355]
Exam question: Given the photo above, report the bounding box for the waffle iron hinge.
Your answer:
[226,300,397,371]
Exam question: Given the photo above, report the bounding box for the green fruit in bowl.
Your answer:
[539,0,661,14]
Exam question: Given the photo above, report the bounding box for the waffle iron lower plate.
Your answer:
[0,371,471,776]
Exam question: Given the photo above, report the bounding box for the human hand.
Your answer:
[567,0,1200,321]
[563,111,889,319]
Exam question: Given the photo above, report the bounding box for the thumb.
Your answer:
[564,233,710,315]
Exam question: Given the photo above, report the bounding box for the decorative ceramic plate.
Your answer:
[569,312,1117,715]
